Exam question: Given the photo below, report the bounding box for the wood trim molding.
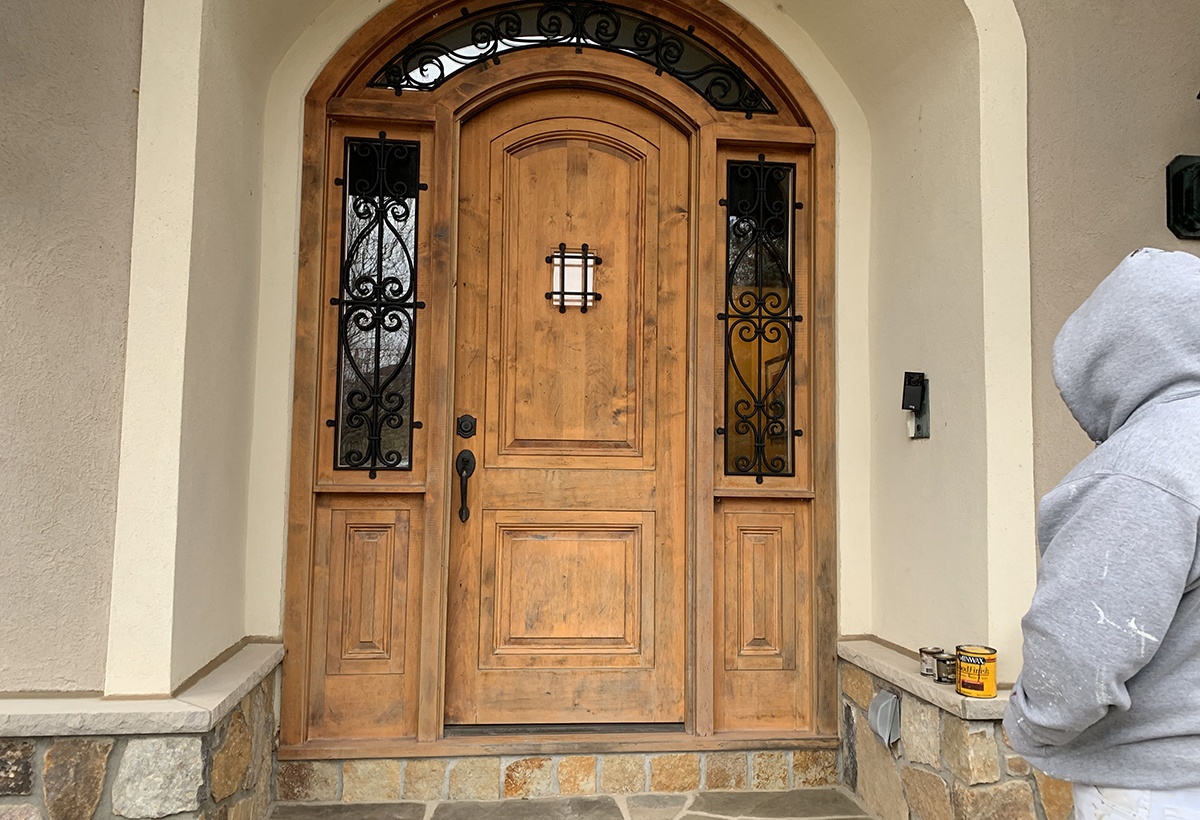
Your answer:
[280,731,839,761]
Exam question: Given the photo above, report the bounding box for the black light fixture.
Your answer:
[1167,155,1200,239]
[902,371,930,440]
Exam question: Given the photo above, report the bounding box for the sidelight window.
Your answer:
[331,133,426,477]
[719,156,801,483]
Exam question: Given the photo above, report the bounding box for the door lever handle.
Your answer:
[455,449,476,522]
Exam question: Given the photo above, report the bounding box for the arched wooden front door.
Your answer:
[282,0,837,756]
[446,88,690,726]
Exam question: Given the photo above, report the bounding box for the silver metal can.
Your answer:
[919,646,943,677]
[934,652,957,684]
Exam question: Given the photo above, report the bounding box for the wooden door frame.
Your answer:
[281,0,837,758]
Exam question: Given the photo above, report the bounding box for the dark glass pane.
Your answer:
[367,2,776,115]
[722,157,796,482]
[335,135,424,476]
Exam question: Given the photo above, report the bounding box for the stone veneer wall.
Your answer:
[0,672,276,820]
[276,748,838,803]
[839,661,1074,820]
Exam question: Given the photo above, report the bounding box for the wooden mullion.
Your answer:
[692,121,720,738]
[415,102,458,742]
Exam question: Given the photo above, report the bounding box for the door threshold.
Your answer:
[279,730,839,760]
[444,723,686,738]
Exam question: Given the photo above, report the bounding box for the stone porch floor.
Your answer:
[270,788,873,819]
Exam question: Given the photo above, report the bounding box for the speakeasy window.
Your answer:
[331,133,426,477]
[719,156,802,482]
[368,1,776,116]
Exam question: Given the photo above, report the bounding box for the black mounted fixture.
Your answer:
[902,371,930,440]
[1167,155,1200,239]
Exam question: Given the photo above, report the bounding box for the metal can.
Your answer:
[955,645,998,698]
[919,647,943,677]
[933,653,957,684]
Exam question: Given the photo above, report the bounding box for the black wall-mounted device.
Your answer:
[1167,155,1200,239]
[902,371,931,439]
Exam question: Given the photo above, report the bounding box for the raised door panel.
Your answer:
[484,116,662,473]
[714,499,813,731]
[495,133,648,462]
[480,510,655,668]
[325,508,408,674]
[308,496,423,740]
[723,515,796,671]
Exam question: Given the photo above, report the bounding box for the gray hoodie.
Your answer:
[1004,248,1200,788]
[1008,247,1200,787]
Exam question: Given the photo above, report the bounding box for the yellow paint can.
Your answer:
[955,645,997,698]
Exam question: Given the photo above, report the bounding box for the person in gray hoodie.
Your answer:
[1004,248,1200,818]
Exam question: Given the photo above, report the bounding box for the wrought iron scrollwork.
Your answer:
[719,155,802,483]
[368,2,776,116]
[331,132,427,478]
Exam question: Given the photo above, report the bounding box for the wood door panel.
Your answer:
[447,88,689,726]
[308,495,423,740]
[496,132,648,461]
[713,499,813,731]
[479,471,657,509]
[482,510,654,667]
[722,512,796,672]
[453,667,682,725]
[325,508,409,674]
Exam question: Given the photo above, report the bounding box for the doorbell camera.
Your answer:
[901,371,930,439]
[901,372,926,411]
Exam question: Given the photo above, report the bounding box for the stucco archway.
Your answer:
[105,0,1032,694]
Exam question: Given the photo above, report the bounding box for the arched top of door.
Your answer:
[313,0,833,133]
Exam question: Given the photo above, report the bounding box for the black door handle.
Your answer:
[455,449,476,522]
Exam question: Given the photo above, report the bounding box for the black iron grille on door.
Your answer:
[718,156,802,483]
[329,133,427,477]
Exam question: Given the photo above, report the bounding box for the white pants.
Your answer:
[1075,785,1200,819]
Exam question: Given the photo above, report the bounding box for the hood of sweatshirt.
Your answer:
[1053,248,1200,443]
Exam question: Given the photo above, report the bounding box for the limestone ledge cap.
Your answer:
[0,642,283,737]
[838,638,1009,721]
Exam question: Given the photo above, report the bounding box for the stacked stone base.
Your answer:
[2,654,1082,819]
[277,748,838,803]
[0,673,276,820]
[839,661,1074,820]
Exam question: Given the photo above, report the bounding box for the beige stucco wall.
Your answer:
[0,0,143,691]
[4,0,1031,694]
[169,0,273,687]
[1014,0,1200,497]
[784,1,1036,674]
[862,7,991,654]
[11,0,1191,697]
[106,0,337,694]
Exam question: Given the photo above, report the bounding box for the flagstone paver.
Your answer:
[689,788,868,817]
[271,805,427,820]
[270,788,872,819]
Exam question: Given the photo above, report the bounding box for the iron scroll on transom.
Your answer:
[367,2,777,116]
[545,243,603,314]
